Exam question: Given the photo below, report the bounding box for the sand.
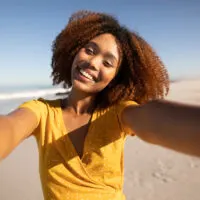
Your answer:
[1,80,200,200]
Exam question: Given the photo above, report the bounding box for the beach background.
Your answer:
[1,1,200,199]
[0,79,200,200]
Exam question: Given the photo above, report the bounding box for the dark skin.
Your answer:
[122,100,200,157]
[61,98,94,159]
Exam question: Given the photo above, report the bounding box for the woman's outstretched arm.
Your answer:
[0,108,38,160]
[122,100,200,157]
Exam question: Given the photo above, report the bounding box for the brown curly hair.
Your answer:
[51,10,169,109]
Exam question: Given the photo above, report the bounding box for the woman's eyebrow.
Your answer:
[105,52,117,63]
[87,41,98,49]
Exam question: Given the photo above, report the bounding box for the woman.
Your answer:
[0,10,199,200]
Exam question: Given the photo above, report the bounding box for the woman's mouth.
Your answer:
[75,66,97,83]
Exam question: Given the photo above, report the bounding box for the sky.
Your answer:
[0,0,200,86]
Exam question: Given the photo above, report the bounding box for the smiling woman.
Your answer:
[71,33,120,95]
[51,11,169,108]
[0,10,170,200]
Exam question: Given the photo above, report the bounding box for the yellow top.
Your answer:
[19,98,137,200]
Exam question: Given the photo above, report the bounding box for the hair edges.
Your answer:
[51,10,169,109]
[51,18,122,87]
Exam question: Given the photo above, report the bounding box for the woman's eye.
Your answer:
[85,48,94,55]
[103,60,112,67]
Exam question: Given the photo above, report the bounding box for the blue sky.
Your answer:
[0,0,200,86]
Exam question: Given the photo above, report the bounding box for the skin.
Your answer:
[70,33,120,100]
[122,100,200,157]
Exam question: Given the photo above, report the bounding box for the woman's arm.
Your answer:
[0,108,38,160]
[122,100,200,157]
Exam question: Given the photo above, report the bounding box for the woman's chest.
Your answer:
[43,124,125,187]
[62,112,92,159]
[41,107,125,181]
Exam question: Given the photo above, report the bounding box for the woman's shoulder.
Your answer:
[115,100,138,114]
[37,98,61,107]
[19,98,62,112]
[98,100,138,116]
[97,100,138,119]
[117,100,138,106]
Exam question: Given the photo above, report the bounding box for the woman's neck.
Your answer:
[64,89,96,115]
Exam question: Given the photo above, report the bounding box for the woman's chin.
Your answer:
[72,75,110,93]
[72,80,96,93]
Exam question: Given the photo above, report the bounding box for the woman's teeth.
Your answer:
[79,68,95,82]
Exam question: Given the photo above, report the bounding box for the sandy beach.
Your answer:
[1,79,200,200]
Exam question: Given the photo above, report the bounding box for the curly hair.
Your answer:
[51,10,169,109]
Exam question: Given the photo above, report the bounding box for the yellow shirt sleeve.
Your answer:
[18,98,47,136]
[116,100,138,136]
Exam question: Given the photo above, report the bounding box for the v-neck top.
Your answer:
[19,98,137,200]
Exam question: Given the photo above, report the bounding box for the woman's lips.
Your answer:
[74,67,96,83]
[77,66,98,82]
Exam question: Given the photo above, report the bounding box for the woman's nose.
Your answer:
[89,56,102,71]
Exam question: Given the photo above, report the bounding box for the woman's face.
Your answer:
[71,33,121,94]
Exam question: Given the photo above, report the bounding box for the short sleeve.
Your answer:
[18,98,47,136]
[116,100,138,136]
